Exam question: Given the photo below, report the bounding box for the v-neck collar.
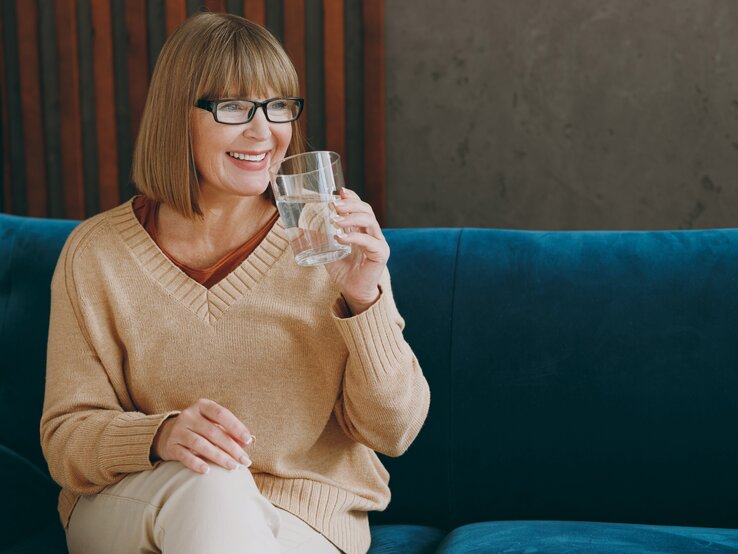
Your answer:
[109,198,290,325]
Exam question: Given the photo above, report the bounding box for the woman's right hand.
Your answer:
[151,398,255,474]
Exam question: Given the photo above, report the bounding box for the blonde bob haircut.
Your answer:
[132,12,305,219]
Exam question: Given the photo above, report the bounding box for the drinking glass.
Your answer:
[270,151,352,267]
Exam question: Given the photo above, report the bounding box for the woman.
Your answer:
[40,12,429,554]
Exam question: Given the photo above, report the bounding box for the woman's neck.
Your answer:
[156,193,276,268]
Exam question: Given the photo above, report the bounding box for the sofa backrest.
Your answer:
[1,215,78,469]
[0,214,78,546]
[378,227,738,532]
[4,213,738,535]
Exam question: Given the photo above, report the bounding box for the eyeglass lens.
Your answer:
[216,99,300,123]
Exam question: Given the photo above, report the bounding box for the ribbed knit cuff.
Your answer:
[98,411,180,474]
[330,284,410,382]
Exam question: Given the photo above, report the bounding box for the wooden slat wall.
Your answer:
[166,0,187,34]
[244,0,266,25]
[323,0,345,165]
[0,0,386,224]
[17,0,46,217]
[125,1,149,146]
[204,0,226,13]
[283,0,307,136]
[91,0,119,211]
[0,3,9,214]
[56,0,85,220]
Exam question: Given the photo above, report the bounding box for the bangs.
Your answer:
[195,23,299,101]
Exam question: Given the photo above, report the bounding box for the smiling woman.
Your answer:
[39,11,429,554]
[132,13,306,220]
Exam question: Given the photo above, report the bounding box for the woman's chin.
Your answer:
[239,183,271,198]
[230,178,271,198]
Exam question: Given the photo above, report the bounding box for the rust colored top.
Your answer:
[132,194,280,289]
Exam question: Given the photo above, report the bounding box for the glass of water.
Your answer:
[270,151,352,267]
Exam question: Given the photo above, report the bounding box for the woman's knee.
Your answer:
[161,463,278,526]
[157,464,281,550]
[171,464,260,504]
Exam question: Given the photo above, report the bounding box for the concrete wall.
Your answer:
[385,0,738,229]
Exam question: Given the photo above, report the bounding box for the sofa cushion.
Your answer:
[368,524,446,553]
[0,445,60,551]
[447,229,738,528]
[436,520,738,553]
[0,522,67,553]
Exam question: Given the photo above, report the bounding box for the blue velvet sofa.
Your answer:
[4,212,738,553]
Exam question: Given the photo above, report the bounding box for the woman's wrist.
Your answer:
[150,417,175,462]
[342,287,380,316]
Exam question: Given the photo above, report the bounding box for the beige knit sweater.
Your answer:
[40,199,430,554]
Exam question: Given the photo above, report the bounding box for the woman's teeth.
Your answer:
[228,152,267,161]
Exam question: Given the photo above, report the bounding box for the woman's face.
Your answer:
[190,90,293,200]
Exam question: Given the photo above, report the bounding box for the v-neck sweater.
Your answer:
[132,194,281,289]
[40,198,431,554]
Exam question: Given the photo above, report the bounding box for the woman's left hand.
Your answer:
[325,188,389,315]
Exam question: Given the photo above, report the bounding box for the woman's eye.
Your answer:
[221,102,246,112]
[269,101,288,110]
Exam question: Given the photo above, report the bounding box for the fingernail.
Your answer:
[227,460,238,470]
[330,214,344,222]
[240,454,251,465]
[243,434,254,446]
[201,464,210,474]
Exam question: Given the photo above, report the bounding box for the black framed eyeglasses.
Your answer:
[195,97,304,124]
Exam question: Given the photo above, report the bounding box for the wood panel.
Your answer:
[204,0,227,12]
[0,4,11,214]
[305,0,323,148]
[244,0,266,25]
[55,0,85,219]
[283,0,307,134]
[125,0,149,146]
[343,0,363,202]
[146,0,167,73]
[362,0,385,225]
[323,0,345,163]
[17,0,47,217]
[90,0,119,211]
[1,0,387,220]
[165,0,187,36]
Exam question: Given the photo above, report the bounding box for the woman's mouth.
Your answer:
[226,151,270,170]
[227,151,267,162]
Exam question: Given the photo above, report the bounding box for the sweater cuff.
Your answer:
[98,411,180,474]
[331,284,410,382]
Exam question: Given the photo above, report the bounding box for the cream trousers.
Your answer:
[66,461,342,554]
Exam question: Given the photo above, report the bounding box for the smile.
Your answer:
[227,152,267,162]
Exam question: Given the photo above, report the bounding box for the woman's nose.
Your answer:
[243,108,271,140]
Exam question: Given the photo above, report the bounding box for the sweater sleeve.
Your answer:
[330,268,430,457]
[40,236,179,496]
